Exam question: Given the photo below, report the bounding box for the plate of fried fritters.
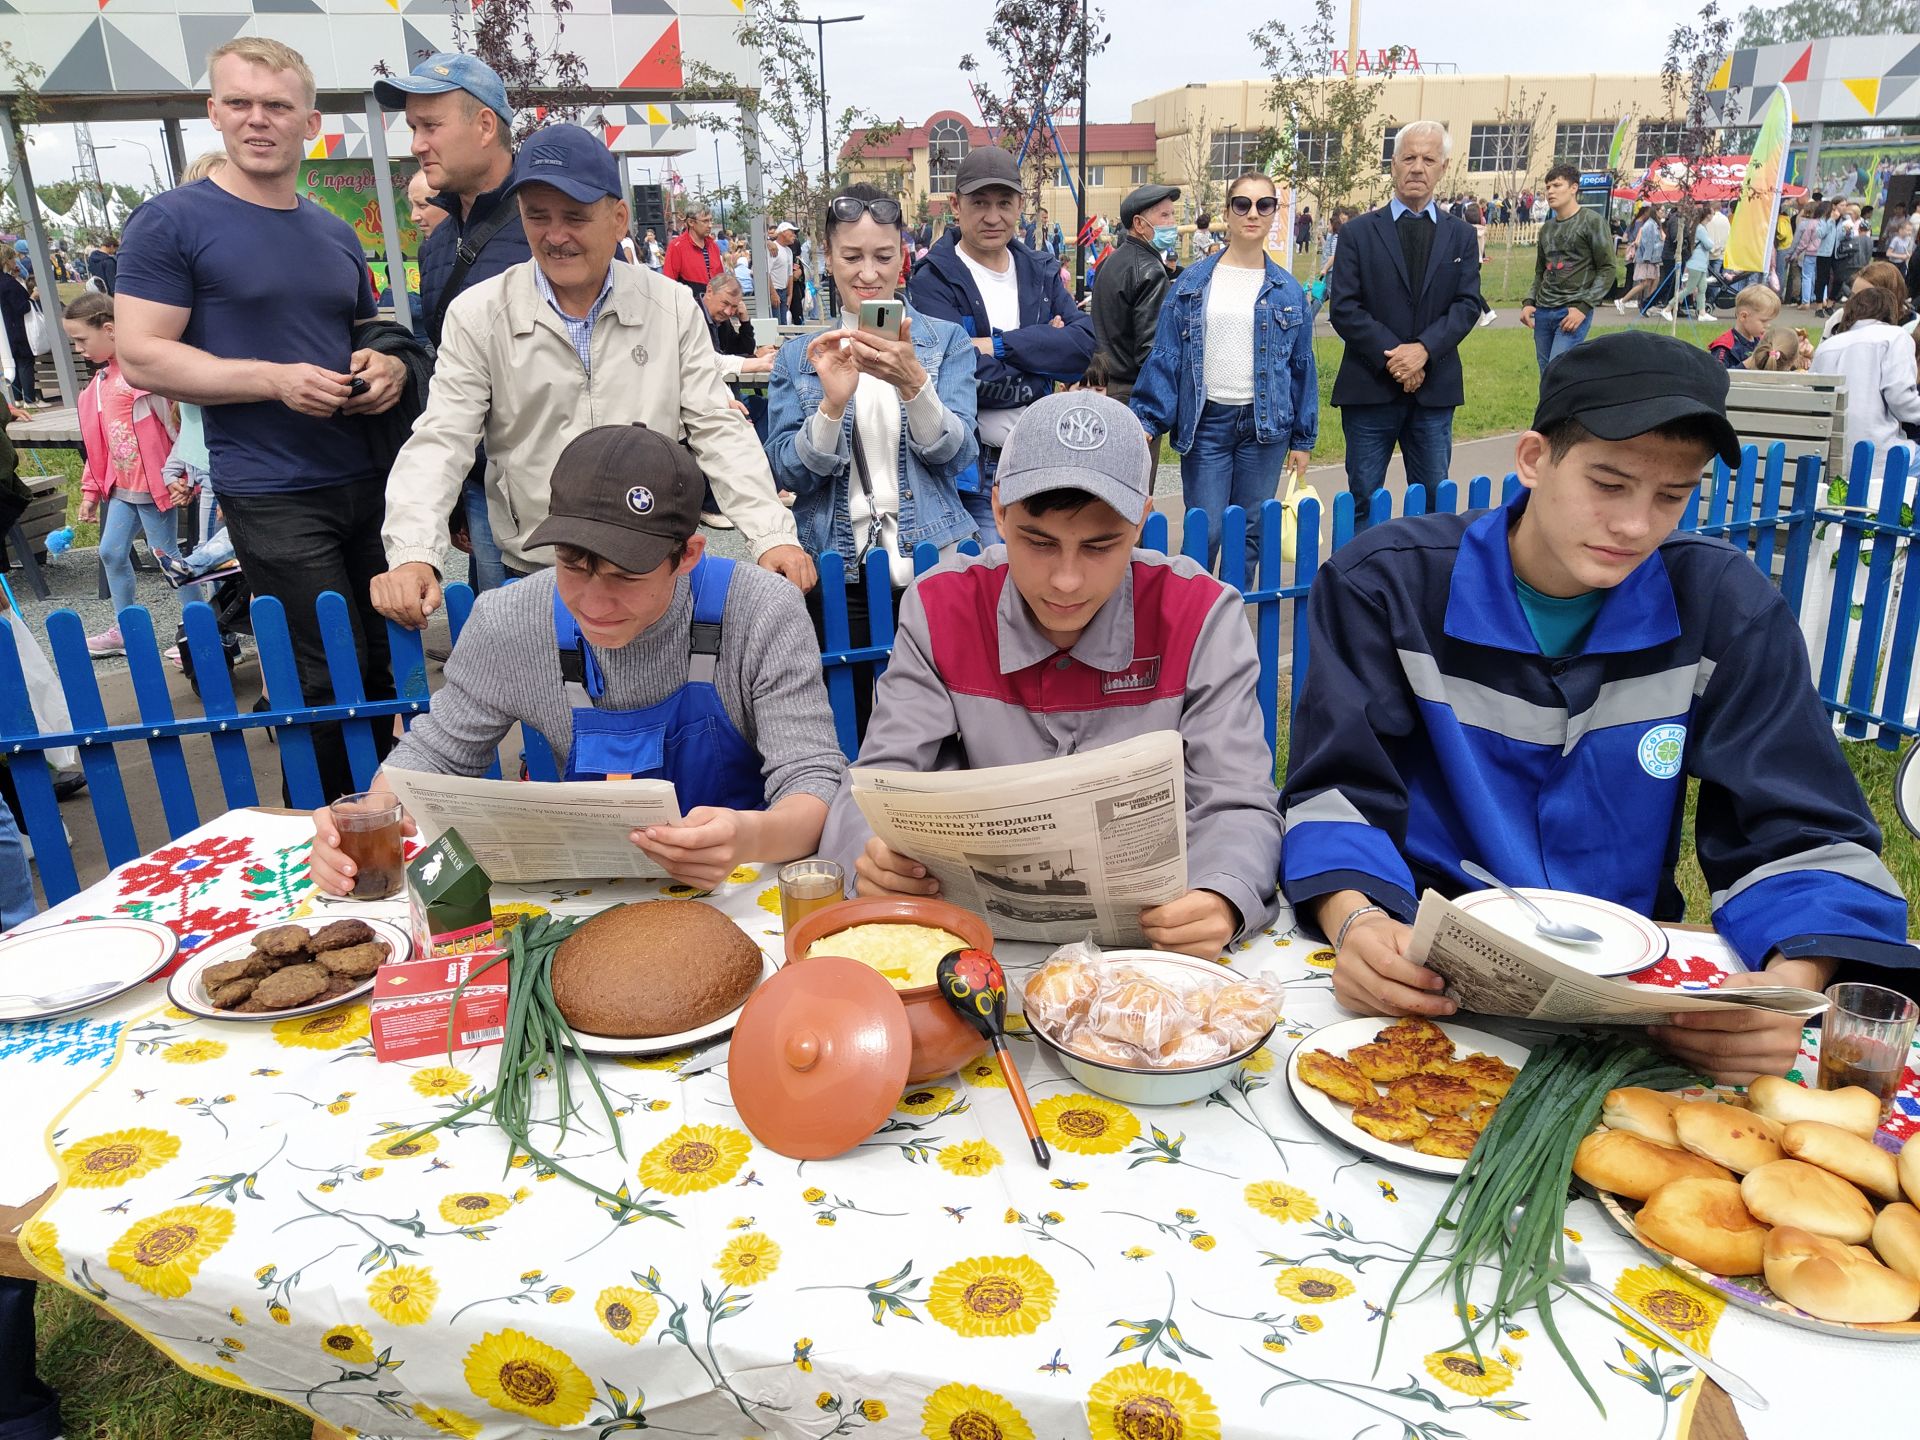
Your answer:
[1285,1016,1530,1176]
[167,917,412,1021]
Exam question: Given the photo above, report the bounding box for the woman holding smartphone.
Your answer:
[1129,170,1317,577]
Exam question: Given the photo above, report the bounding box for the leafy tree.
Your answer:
[0,39,45,236]
[1172,105,1220,222]
[1736,0,1910,45]
[957,1,1110,218]
[379,0,591,143]
[1250,0,1399,228]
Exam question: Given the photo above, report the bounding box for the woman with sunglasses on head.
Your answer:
[1129,170,1317,577]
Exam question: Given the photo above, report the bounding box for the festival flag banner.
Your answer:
[1728,85,1792,274]
[1606,115,1631,173]
[296,159,421,299]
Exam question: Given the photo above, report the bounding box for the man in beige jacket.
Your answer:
[374,124,812,628]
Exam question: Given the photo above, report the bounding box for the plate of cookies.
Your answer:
[1285,1016,1528,1175]
[1579,1077,1920,1338]
[168,917,412,1022]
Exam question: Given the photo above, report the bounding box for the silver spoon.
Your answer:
[0,980,121,1011]
[1460,861,1605,946]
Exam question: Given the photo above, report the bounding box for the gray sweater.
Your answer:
[386,564,846,807]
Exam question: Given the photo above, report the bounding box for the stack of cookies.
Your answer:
[200,919,390,1013]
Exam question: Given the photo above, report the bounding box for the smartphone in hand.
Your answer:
[346,376,371,396]
[857,299,904,341]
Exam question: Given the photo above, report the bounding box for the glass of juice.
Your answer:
[329,792,405,900]
[1818,982,1918,1118]
[779,860,845,933]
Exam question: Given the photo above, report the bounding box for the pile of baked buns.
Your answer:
[549,900,764,1038]
[201,920,388,1012]
[1574,1075,1920,1324]
[1022,953,1282,1070]
[1295,1018,1517,1160]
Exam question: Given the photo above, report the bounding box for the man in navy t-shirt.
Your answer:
[116,37,407,802]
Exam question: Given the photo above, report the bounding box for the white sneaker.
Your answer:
[1614,298,1627,314]
[163,645,183,671]
[1700,309,1717,322]
[699,510,737,530]
[1478,308,1497,328]
[1658,307,1676,323]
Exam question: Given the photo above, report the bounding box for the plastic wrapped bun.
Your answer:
[1088,973,1199,1054]
[1157,1025,1234,1069]
[1022,957,1103,1041]
[1207,975,1285,1054]
[1067,1029,1153,1067]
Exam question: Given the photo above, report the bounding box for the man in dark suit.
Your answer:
[1328,121,1482,531]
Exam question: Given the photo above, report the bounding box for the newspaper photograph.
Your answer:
[850,731,1186,944]
[384,769,683,883]
[1406,890,1830,1027]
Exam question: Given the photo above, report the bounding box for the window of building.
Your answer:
[1086,164,1105,187]
[1466,123,1531,175]
[1130,163,1150,184]
[1296,129,1342,174]
[1209,129,1263,180]
[1554,121,1618,170]
[927,118,970,192]
[1381,125,1400,172]
[1635,121,1687,168]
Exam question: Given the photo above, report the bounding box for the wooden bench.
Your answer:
[1721,369,1847,507]
[15,475,65,562]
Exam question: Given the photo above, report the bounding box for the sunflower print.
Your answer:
[367,1264,439,1325]
[1613,1264,1725,1352]
[1240,1046,1276,1073]
[921,1382,1036,1440]
[163,1039,227,1065]
[1244,1179,1317,1224]
[1034,1093,1141,1155]
[59,1128,181,1188]
[898,1084,955,1116]
[617,1049,693,1071]
[319,1324,376,1366]
[413,1404,482,1439]
[595,1285,659,1345]
[960,1057,1006,1088]
[106,1206,234,1298]
[410,1066,473,1098]
[19,1222,60,1275]
[756,885,783,914]
[715,1231,782,1287]
[860,1400,888,1422]
[937,1139,1003,1178]
[438,1192,512,1225]
[463,1327,594,1427]
[1423,1348,1516,1397]
[489,902,548,937]
[1272,1266,1354,1304]
[926,1255,1058,1338]
[636,1123,752,1195]
[367,1132,440,1162]
[272,1005,371,1049]
[1304,947,1337,971]
[1085,1361,1223,1440]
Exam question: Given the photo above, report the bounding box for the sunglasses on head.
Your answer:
[1228,195,1280,217]
[829,194,904,226]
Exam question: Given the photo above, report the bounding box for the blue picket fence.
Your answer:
[2,440,1913,907]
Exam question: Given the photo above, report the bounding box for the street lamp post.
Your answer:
[776,12,863,317]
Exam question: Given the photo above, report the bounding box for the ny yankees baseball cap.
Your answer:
[995,392,1154,521]
[527,424,705,574]
[373,53,514,128]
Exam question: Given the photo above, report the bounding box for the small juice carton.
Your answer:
[371,830,507,1061]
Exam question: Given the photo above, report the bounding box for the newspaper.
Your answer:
[384,769,683,883]
[850,731,1186,945]
[1406,890,1830,1026]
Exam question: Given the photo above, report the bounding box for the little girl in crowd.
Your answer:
[1746,323,1814,372]
[64,291,181,657]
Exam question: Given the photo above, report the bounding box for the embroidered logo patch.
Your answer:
[1056,405,1107,450]
[625,486,654,515]
[1101,657,1162,695]
[1637,723,1686,780]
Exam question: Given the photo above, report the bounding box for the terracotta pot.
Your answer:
[784,896,994,1083]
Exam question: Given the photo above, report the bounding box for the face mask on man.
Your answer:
[1152,224,1179,254]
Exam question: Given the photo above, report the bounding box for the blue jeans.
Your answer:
[1531,305,1593,374]
[1340,400,1454,533]
[1178,400,1287,575]
[99,497,177,614]
[0,799,32,930]
[1799,253,1817,305]
[463,477,506,594]
[960,482,1000,547]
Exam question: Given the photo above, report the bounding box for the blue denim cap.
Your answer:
[995,392,1153,521]
[373,53,513,127]
[503,124,624,205]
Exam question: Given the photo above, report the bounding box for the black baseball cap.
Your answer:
[526,424,704,574]
[1533,331,1742,469]
[954,146,1022,195]
[1120,183,1180,230]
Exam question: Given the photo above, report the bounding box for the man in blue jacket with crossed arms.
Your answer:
[1281,331,1914,1085]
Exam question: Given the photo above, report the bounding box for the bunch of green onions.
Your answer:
[1379,1034,1701,1411]
[397,913,635,1207]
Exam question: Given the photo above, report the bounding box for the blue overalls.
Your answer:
[528,556,767,813]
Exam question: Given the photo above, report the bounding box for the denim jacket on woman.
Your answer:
[765,301,980,569]
[1129,249,1317,456]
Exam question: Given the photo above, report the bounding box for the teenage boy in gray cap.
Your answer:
[1091,181,1180,410]
[819,391,1282,958]
[1282,331,1914,1085]
[315,423,845,894]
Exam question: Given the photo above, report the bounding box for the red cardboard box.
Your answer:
[371,948,510,1061]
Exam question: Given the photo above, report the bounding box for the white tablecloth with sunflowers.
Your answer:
[4,811,1916,1440]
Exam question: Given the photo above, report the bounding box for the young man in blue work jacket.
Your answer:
[1281,331,1915,1085]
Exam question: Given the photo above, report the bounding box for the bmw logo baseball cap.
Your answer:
[526,424,706,574]
[994,391,1154,521]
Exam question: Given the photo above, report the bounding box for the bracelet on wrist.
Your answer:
[1333,903,1389,953]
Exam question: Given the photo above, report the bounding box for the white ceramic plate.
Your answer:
[1454,887,1669,977]
[567,952,779,1057]
[168,917,413,1022]
[0,918,179,1022]
[1285,1016,1533,1177]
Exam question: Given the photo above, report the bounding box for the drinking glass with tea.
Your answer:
[329,792,405,900]
[779,860,845,933]
[1818,982,1918,1118]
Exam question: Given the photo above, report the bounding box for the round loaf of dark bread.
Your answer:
[551,900,764,1038]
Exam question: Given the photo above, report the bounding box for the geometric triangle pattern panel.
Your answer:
[1709,31,1920,124]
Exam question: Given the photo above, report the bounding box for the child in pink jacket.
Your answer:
[65,291,180,657]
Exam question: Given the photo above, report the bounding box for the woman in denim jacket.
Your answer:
[766,183,979,591]
[1129,171,1317,578]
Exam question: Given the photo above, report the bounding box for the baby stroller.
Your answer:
[169,564,251,700]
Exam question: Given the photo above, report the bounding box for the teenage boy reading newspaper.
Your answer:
[818,391,1283,958]
[1280,331,1915,1084]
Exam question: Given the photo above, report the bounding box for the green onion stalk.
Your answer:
[396,913,636,1208]
[1378,1033,1701,1413]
